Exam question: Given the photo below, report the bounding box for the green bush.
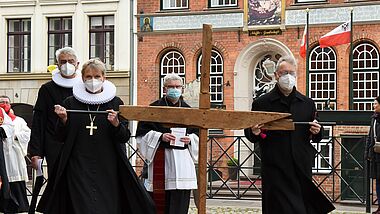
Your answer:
[227,157,238,166]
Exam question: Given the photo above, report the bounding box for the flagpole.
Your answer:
[306,8,310,96]
[349,8,354,110]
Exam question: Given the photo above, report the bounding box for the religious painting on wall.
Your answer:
[244,0,285,30]
[140,16,153,32]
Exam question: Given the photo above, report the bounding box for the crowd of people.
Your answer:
[5,46,380,214]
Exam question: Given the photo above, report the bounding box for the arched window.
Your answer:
[160,50,186,97]
[309,46,337,110]
[352,42,380,110]
[197,49,224,105]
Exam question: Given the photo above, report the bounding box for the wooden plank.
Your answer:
[119,105,293,130]
[198,24,213,214]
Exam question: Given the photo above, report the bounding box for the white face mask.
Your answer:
[278,74,296,92]
[60,62,76,76]
[85,78,103,93]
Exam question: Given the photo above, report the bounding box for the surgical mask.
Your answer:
[278,74,296,92]
[0,103,11,113]
[166,88,182,101]
[85,78,103,93]
[60,62,76,76]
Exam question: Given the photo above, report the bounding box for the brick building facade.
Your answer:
[136,0,380,201]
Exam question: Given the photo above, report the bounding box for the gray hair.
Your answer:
[275,55,297,72]
[163,73,183,86]
[81,58,106,76]
[55,47,78,62]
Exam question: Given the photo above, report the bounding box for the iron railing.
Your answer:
[26,134,373,212]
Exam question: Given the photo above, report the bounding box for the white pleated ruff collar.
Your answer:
[73,80,116,105]
[51,69,82,88]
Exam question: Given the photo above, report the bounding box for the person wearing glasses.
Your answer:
[244,56,335,213]
[136,73,199,214]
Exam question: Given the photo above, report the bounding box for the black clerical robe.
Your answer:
[136,97,199,214]
[244,85,335,214]
[28,80,73,170]
[37,96,155,214]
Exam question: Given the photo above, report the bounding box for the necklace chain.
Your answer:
[88,105,101,122]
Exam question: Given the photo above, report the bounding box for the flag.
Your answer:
[299,24,307,58]
[319,21,351,48]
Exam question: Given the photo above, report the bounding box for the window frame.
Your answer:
[47,17,72,65]
[209,0,237,8]
[312,126,333,174]
[308,45,337,110]
[160,50,186,97]
[352,42,380,110]
[89,15,115,71]
[161,0,189,10]
[197,49,224,105]
[7,18,31,73]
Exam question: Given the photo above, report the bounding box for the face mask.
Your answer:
[166,88,182,101]
[85,78,103,93]
[278,74,296,92]
[60,62,76,76]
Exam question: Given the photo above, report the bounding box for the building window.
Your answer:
[7,19,31,73]
[352,42,379,110]
[309,46,337,110]
[90,15,114,70]
[312,126,333,174]
[197,49,224,104]
[160,50,186,97]
[162,0,188,10]
[48,17,72,65]
[210,0,237,7]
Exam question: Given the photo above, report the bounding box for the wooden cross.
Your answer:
[119,24,294,214]
[86,121,97,136]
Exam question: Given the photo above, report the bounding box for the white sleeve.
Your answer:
[14,117,31,154]
[136,130,162,164]
[188,133,199,164]
[0,109,14,141]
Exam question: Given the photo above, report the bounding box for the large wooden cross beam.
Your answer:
[119,24,294,214]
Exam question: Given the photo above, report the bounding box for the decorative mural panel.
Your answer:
[244,0,285,30]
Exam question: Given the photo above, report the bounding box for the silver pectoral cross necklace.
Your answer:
[86,105,100,135]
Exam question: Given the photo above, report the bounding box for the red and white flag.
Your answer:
[299,24,307,58]
[319,21,351,48]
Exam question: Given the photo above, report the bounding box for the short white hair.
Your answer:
[55,47,78,62]
[275,55,297,72]
[163,73,183,86]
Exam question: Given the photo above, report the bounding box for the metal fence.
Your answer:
[26,134,373,211]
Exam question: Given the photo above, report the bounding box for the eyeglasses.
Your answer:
[59,59,76,65]
[277,70,296,77]
[165,85,183,89]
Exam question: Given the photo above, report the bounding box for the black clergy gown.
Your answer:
[244,85,335,214]
[37,96,155,214]
[28,80,73,172]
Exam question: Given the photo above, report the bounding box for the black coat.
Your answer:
[244,85,335,214]
[37,96,155,214]
[28,81,73,171]
[365,115,380,178]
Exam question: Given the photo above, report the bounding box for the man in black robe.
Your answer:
[37,59,155,214]
[244,56,335,213]
[136,73,199,214]
[28,47,81,175]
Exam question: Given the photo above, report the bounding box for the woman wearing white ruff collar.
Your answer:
[37,59,155,214]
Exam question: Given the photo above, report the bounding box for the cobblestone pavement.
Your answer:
[187,199,371,214]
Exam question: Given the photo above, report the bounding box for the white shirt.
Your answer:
[136,130,199,191]
[3,113,30,182]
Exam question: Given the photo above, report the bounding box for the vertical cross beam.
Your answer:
[198,24,212,214]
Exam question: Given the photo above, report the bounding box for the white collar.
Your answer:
[73,80,116,105]
[52,69,82,88]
